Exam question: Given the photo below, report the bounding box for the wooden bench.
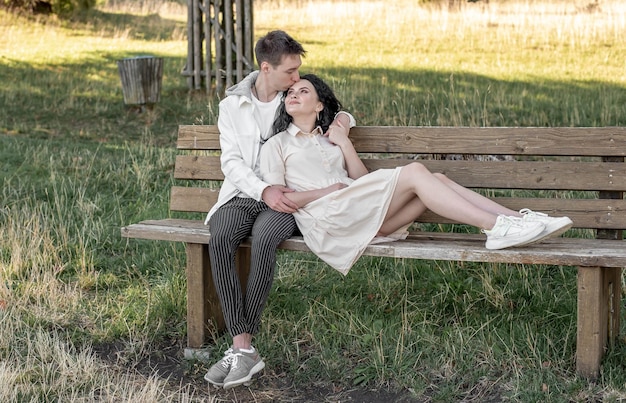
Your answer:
[121,124,626,380]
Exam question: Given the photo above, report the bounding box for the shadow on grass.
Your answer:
[1,52,625,145]
[315,66,626,127]
[65,8,186,41]
[0,50,215,145]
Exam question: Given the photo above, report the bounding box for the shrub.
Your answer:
[1,0,96,14]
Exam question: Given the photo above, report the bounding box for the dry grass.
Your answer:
[1,0,625,401]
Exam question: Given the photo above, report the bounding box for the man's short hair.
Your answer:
[254,30,306,67]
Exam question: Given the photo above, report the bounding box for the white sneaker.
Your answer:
[483,215,545,250]
[519,208,573,243]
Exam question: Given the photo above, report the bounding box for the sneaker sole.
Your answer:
[204,375,224,388]
[204,367,228,387]
[485,224,545,250]
[222,360,265,390]
[517,219,573,246]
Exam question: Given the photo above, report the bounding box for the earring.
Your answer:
[316,111,320,121]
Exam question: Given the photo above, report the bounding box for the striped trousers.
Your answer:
[207,197,296,337]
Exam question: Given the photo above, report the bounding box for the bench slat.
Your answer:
[349,127,626,156]
[173,155,626,191]
[121,219,626,268]
[170,186,219,212]
[364,159,626,191]
[169,186,626,230]
[177,125,221,150]
[174,155,223,180]
[175,125,626,156]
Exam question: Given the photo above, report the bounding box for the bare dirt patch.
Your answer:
[93,339,423,402]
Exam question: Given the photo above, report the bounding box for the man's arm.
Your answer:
[217,99,275,202]
[333,111,354,128]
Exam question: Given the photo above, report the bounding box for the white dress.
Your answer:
[260,124,408,275]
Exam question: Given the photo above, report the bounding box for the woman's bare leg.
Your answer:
[379,196,426,236]
[387,162,499,230]
[432,172,520,217]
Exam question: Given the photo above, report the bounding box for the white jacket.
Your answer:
[205,71,266,224]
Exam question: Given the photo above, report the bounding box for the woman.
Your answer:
[259,74,572,275]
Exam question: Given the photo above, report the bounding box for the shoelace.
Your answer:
[219,348,235,369]
[497,216,514,234]
[519,208,546,218]
[486,215,525,236]
[229,353,244,370]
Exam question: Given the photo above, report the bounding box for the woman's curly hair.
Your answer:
[272,73,343,135]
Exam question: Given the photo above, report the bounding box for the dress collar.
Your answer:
[286,123,323,137]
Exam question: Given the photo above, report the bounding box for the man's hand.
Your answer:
[262,185,299,213]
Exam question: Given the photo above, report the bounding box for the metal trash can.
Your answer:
[117,56,163,105]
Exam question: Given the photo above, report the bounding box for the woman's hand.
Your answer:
[325,120,351,148]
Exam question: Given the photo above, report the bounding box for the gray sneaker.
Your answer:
[222,348,265,390]
[204,348,235,387]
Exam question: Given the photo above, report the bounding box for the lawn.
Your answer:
[1,0,625,401]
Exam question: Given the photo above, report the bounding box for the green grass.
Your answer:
[1,0,626,401]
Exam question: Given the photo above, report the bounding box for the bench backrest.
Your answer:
[173,125,626,239]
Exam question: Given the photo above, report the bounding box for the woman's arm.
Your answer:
[260,134,348,209]
[326,121,368,179]
[284,183,348,208]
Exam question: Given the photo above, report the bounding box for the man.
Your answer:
[203,30,350,390]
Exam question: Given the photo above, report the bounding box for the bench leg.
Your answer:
[185,243,252,349]
[576,266,622,379]
[185,243,217,348]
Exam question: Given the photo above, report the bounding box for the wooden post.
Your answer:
[224,0,233,89]
[577,156,624,379]
[192,0,202,90]
[576,266,622,379]
[185,0,194,89]
[204,0,212,93]
[185,0,254,94]
[185,243,212,348]
[235,0,243,82]
[244,0,253,68]
[213,0,224,95]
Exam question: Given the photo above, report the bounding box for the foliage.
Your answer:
[1,0,97,15]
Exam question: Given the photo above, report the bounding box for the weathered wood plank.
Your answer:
[174,155,223,180]
[364,160,626,191]
[174,155,626,191]
[349,126,626,156]
[121,219,626,267]
[177,125,221,150]
[176,125,626,156]
[170,186,219,213]
[167,188,626,230]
